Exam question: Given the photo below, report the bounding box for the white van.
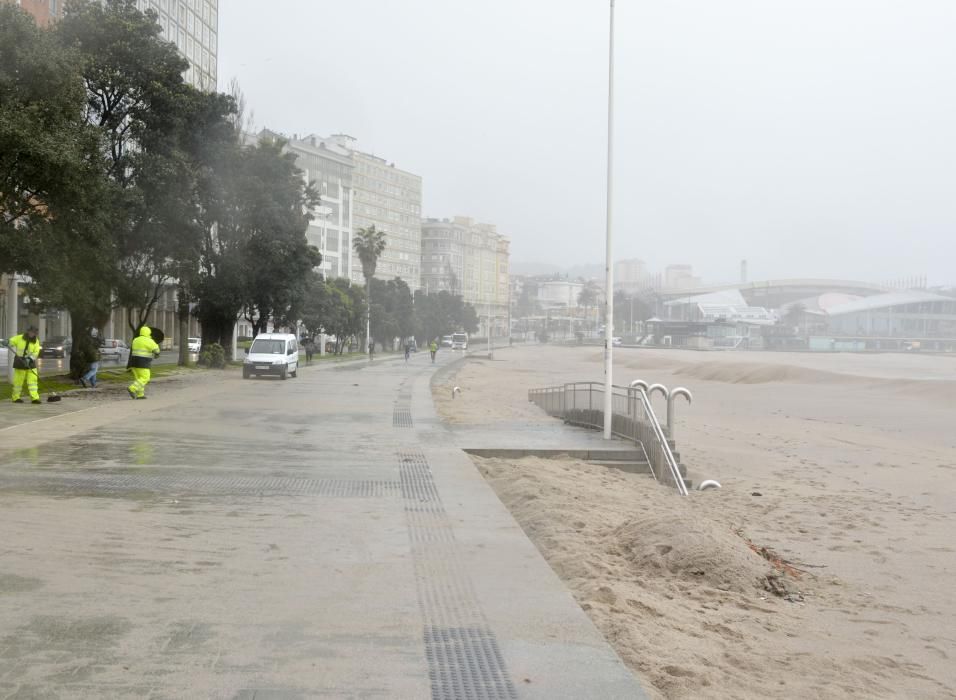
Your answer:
[243,333,299,380]
[451,332,468,350]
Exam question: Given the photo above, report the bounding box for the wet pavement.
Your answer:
[0,351,646,698]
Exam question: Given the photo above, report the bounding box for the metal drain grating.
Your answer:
[0,473,399,498]
[424,626,518,700]
[393,407,414,428]
[398,450,518,699]
[399,451,440,503]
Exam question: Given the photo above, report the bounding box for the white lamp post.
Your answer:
[603,0,616,439]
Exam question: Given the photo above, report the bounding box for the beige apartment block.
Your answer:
[421,217,510,337]
[332,136,422,290]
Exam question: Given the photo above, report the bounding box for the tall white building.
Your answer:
[135,0,218,91]
[330,135,423,290]
[257,131,355,281]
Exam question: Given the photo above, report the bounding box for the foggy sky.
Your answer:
[219,0,956,286]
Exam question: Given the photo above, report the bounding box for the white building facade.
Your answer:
[421,217,510,337]
[258,132,355,281]
[135,0,218,91]
[337,136,422,290]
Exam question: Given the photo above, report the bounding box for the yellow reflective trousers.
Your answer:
[128,367,151,398]
[11,368,39,402]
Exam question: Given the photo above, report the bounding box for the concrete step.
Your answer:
[464,447,645,461]
[584,449,646,461]
[588,459,651,475]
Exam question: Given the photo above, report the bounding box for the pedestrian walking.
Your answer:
[127,326,161,400]
[305,338,315,365]
[79,342,100,388]
[404,342,411,362]
[429,340,438,364]
[8,325,42,404]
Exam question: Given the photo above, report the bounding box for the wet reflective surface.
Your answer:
[0,352,646,698]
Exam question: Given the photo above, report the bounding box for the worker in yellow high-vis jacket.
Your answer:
[9,325,42,404]
[127,326,160,400]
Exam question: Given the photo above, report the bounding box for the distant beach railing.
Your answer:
[528,382,689,496]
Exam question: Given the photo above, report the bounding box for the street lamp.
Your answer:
[603,0,616,439]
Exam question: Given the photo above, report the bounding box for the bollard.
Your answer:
[666,387,692,440]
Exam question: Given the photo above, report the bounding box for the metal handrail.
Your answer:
[631,385,689,496]
[529,381,689,496]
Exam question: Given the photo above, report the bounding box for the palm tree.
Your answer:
[352,225,387,358]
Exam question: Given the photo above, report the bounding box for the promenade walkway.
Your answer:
[0,352,646,698]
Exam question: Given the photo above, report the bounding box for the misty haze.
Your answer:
[1,1,954,698]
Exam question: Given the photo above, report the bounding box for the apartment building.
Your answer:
[332,136,422,289]
[421,217,510,337]
[257,131,355,281]
[135,0,218,91]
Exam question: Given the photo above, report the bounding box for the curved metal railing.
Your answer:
[528,381,689,496]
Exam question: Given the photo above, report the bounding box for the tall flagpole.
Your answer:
[603,0,616,439]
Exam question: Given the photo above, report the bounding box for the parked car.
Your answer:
[441,335,453,347]
[612,337,623,347]
[99,338,129,360]
[187,337,202,353]
[242,333,299,380]
[40,336,72,358]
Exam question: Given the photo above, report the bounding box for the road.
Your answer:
[0,352,645,697]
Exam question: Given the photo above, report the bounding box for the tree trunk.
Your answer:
[198,310,236,361]
[177,286,189,366]
[66,308,97,380]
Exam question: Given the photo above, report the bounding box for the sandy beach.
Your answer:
[434,344,956,699]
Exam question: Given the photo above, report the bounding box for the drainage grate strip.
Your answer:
[398,450,518,699]
[0,473,399,498]
[424,626,516,700]
[393,407,414,428]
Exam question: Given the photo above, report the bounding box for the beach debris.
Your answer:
[763,574,804,602]
[751,491,763,497]
[734,529,812,580]
[698,480,721,491]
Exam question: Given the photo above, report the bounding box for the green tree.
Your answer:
[194,134,318,355]
[352,225,386,356]
[369,277,414,351]
[238,136,321,338]
[42,0,202,375]
[413,290,479,344]
[0,4,92,273]
[324,278,366,354]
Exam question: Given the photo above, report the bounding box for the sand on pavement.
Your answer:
[434,345,956,699]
